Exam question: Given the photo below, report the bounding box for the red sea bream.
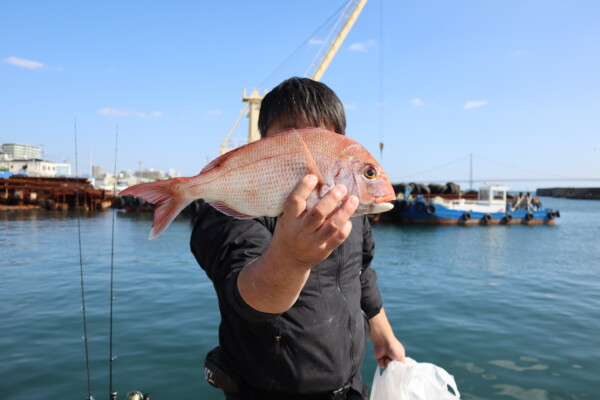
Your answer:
[120,128,395,239]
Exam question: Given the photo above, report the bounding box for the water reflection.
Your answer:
[489,359,549,372]
[492,384,549,400]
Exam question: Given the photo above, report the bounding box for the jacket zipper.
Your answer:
[275,334,282,355]
[336,244,356,382]
[268,329,282,390]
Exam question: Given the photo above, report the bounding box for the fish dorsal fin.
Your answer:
[208,201,253,219]
[201,146,245,173]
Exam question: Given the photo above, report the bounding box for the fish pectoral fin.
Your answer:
[318,183,334,198]
[208,201,253,219]
[293,131,324,184]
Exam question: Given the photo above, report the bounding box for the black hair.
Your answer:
[258,77,346,137]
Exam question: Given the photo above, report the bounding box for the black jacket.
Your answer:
[190,202,382,396]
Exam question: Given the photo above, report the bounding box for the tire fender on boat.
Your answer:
[482,213,492,223]
[462,211,471,221]
[426,204,436,215]
[525,212,534,221]
[398,200,409,211]
[503,213,513,222]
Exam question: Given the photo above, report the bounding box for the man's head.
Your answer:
[258,77,346,138]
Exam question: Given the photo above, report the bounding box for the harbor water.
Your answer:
[1,197,599,400]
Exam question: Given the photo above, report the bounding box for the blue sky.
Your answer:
[1,0,599,191]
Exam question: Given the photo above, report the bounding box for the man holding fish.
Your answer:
[122,77,405,398]
[121,77,404,398]
[190,78,406,399]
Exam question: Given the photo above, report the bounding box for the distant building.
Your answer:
[8,159,58,177]
[92,165,103,178]
[168,168,182,178]
[119,169,134,178]
[55,163,72,176]
[1,143,41,160]
[0,154,9,171]
[0,142,74,177]
[135,168,164,180]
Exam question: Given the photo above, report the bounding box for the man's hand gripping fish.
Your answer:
[120,128,396,239]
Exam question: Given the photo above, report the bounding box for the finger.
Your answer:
[283,175,318,218]
[379,356,391,368]
[322,219,353,251]
[315,195,358,242]
[303,184,348,232]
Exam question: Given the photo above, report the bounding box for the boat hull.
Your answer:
[375,199,559,225]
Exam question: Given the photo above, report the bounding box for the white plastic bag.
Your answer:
[369,357,460,400]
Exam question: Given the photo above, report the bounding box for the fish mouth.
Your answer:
[375,194,396,204]
[370,202,394,214]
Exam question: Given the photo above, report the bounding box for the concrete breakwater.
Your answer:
[537,187,600,200]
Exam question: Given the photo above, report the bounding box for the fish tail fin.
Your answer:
[120,177,194,239]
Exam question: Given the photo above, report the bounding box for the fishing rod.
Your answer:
[75,117,94,400]
[109,125,118,400]
[106,125,152,400]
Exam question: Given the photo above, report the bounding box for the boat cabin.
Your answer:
[478,184,508,208]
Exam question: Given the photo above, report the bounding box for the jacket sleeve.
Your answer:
[190,201,280,324]
[360,216,383,319]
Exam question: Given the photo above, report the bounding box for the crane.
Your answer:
[220,0,368,154]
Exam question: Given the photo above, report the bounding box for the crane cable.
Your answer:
[378,0,385,160]
[258,1,347,88]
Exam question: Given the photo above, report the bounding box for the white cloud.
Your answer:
[207,110,223,116]
[344,103,357,110]
[508,50,525,57]
[348,39,377,52]
[309,38,324,45]
[411,98,424,106]
[99,107,163,118]
[464,100,488,110]
[3,56,45,70]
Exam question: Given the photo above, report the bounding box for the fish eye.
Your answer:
[363,165,378,179]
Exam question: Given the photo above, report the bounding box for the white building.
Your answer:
[1,143,41,160]
[168,168,182,178]
[6,159,72,177]
[55,163,72,176]
[8,159,55,176]
[0,142,73,177]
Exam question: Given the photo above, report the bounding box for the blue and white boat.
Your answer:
[379,183,560,225]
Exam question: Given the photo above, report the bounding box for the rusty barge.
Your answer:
[0,176,114,211]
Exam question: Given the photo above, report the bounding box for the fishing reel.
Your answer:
[100,390,151,400]
[126,391,151,400]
